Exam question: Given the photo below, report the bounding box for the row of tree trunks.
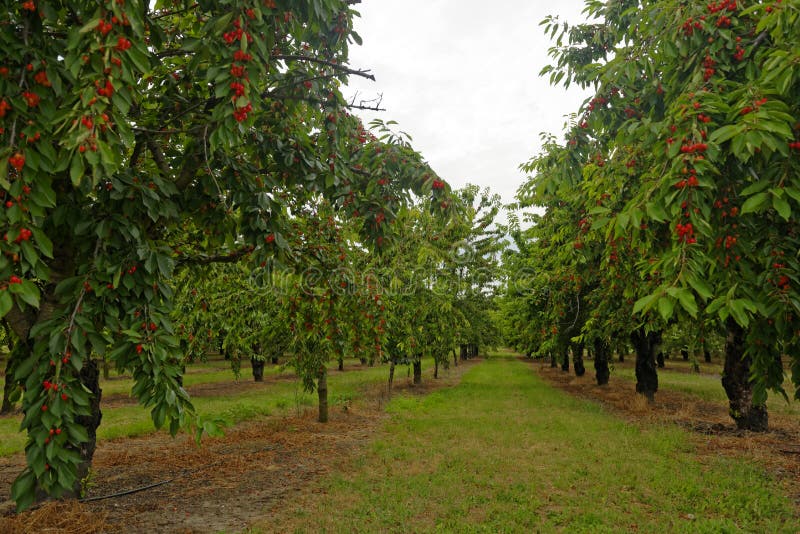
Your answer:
[459,343,478,360]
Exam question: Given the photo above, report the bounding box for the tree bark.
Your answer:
[251,358,265,382]
[656,349,665,368]
[317,366,328,423]
[1,353,16,415]
[593,338,610,386]
[453,349,458,367]
[337,355,344,372]
[681,348,689,361]
[721,319,768,431]
[413,359,422,385]
[561,347,570,372]
[572,344,585,377]
[434,359,439,379]
[550,352,557,368]
[630,328,659,402]
[704,349,711,363]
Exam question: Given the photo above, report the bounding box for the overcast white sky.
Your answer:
[344,0,592,221]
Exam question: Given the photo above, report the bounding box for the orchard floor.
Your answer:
[0,354,798,532]
[0,360,476,533]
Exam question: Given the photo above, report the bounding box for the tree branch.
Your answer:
[272,54,375,81]
[176,246,255,267]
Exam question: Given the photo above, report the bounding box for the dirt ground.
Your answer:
[0,360,477,534]
[533,359,800,513]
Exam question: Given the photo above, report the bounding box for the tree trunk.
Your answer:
[413,359,422,385]
[251,358,265,382]
[656,349,665,368]
[561,347,569,372]
[460,344,467,361]
[270,355,278,365]
[453,349,458,367]
[721,320,768,431]
[1,354,15,415]
[572,344,585,377]
[681,348,689,361]
[618,351,624,363]
[337,356,344,372]
[359,357,367,365]
[434,359,439,379]
[550,352,557,368]
[704,349,711,363]
[388,360,395,396]
[593,339,610,386]
[102,360,110,380]
[68,358,102,498]
[631,328,659,402]
[317,367,328,423]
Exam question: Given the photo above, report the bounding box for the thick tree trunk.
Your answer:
[67,359,102,498]
[561,347,570,372]
[413,359,422,385]
[572,344,585,377]
[251,358,265,382]
[317,367,328,423]
[630,328,659,402]
[593,339,610,386]
[102,360,110,380]
[721,320,768,431]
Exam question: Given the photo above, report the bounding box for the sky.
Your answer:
[343,0,592,222]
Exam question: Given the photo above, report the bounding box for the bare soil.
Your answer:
[532,359,800,512]
[0,359,477,533]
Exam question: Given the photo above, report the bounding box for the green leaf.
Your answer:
[772,194,791,220]
[0,291,12,318]
[657,296,674,321]
[11,470,36,512]
[709,124,743,144]
[687,276,713,300]
[740,192,768,214]
[676,289,698,317]
[67,423,89,444]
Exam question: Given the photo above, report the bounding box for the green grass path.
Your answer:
[271,356,798,533]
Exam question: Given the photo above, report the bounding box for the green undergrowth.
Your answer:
[265,358,797,533]
[0,357,430,457]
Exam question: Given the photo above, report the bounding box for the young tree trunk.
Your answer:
[618,351,624,363]
[102,360,110,380]
[251,358,265,382]
[681,348,689,361]
[721,320,768,431]
[317,366,328,423]
[550,352,557,368]
[413,359,422,385]
[388,360,395,396]
[434,359,439,379]
[656,349,665,368]
[337,355,344,371]
[270,355,278,365]
[630,328,659,402]
[460,344,467,361]
[561,347,570,372]
[67,358,102,498]
[359,357,367,365]
[593,339,610,386]
[453,349,458,366]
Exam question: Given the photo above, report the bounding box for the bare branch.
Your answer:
[272,54,375,81]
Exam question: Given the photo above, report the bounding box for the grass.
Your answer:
[262,357,798,533]
[0,356,418,457]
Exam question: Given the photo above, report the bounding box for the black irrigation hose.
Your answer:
[79,462,221,503]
